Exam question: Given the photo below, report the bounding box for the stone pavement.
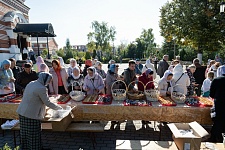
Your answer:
[0,121,212,150]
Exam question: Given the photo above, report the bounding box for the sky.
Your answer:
[25,0,169,49]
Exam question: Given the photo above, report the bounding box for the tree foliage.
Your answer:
[160,0,225,53]
[140,28,156,57]
[124,28,156,59]
[87,21,116,52]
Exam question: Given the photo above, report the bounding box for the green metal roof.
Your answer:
[13,23,56,37]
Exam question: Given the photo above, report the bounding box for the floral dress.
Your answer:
[186,69,195,96]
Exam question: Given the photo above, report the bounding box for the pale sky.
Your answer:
[25,0,169,48]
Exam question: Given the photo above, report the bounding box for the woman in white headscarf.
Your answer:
[158,70,174,96]
[17,72,62,150]
[172,64,190,95]
[67,66,84,92]
[0,60,15,95]
[58,57,66,68]
[83,67,104,95]
[67,58,77,77]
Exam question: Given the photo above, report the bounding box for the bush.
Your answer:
[1,143,19,150]
[84,52,91,60]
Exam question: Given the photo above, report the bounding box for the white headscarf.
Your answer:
[87,67,97,79]
[58,57,65,67]
[72,67,80,79]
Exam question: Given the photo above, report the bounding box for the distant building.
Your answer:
[0,0,56,60]
[64,45,87,52]
[31,37,58,55]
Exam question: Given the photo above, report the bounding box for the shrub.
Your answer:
[84,52,91,60]
[1,143,19,150]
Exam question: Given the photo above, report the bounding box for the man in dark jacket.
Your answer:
[157,55,169,78]
[124,60,136,90]
[16,63,38,94]
[209,67,225,142]
[9,58,21,80]
[193,58,206,96]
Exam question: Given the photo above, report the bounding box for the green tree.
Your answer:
[56,48,65,58]
[160,0,225,53]
[87,21,116,52]
[65,38,72,51]
[135,38,145,59]
[127,42,137,59]
[140,28,156,57]
[84,51,91,60]
[41,49,48,58]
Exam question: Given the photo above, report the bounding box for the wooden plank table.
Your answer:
[0,99,213,125]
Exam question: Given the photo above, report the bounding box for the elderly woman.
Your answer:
[105,64,120,94]
[67,58,77,77]
[0,60,15,95]
[158,70,174,96]
[49,60,68,95]
[138,68,154,92]
[83,67,104,95]
[95,61,106,79]
[17,72,62,150]
[16,63,38,94]
[186,64,197,96]
[172,64,190,95]
[33,56,45,72]
[67,67,84,92]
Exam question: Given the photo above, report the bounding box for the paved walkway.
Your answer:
[0,121,212,150]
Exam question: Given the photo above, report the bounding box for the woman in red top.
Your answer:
[138,68,155,92]
[49,60,68,94]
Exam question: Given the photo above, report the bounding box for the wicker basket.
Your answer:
[69,81,85,102]
[127,81,145,100]
[111,80,127,101]
[171,84,186,103]
[145,81,159,101]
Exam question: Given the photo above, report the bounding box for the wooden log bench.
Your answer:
[11,122,104,149]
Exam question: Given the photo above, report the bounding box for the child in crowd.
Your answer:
[201,71,214,97]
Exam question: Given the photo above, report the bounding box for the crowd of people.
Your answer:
[0,54,225,149]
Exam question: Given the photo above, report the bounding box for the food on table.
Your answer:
[185,97,199,105]
[197,97,213,106]
[171,92,186,102]
[83,94,98,103]
[158,96,176,105]
[124,99,150,106]
[57,95,70,103]
[98,95,111,103]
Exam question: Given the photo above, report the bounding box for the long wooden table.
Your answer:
[0,100,212,125]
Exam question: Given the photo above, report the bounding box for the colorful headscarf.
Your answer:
[1,60,11,78]
[36,56,44,72]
